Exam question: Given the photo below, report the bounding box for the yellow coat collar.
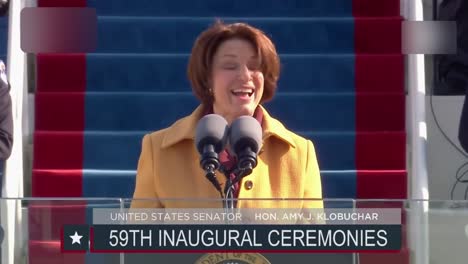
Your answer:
[161,105,296,149]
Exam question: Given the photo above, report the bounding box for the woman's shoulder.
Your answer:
[262,109,316,153]
[143,110,199,149]
[281,127,317,154]
[145,127,169,144]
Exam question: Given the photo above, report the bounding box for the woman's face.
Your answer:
[210,38,264,124]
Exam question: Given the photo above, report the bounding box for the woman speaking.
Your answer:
[131,21,323,209]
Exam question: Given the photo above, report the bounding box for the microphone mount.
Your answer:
[200,144,223,198]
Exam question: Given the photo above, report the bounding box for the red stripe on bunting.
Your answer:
[31,1,87,264]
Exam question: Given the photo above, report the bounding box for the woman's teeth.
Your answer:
[232,89,254,97]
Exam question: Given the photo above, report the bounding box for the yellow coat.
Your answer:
[131,105,323,209]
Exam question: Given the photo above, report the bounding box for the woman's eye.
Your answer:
[223,64,238,70]
[248,63,260,71]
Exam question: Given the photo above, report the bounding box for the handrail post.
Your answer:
[2,0,32,263]
[404,1,430,264]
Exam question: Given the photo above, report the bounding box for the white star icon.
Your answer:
[70,231,83,245]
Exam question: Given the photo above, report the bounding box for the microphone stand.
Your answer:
[219,166,234,211]
[203,168,235,223]
[221,166,252,211]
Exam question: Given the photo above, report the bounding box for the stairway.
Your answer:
[0,15,7,183]
[0,16,6,63]
[30,0,407,263]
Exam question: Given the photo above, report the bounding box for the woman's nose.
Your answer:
[238,65,252,82]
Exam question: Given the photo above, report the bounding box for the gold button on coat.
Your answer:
[244,180,253,190]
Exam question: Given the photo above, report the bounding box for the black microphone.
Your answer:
[229,116,263,177]
[195,114,229,194]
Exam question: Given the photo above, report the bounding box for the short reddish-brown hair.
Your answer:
[187,21,281,106]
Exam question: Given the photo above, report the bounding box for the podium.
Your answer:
[1,198,467,263]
